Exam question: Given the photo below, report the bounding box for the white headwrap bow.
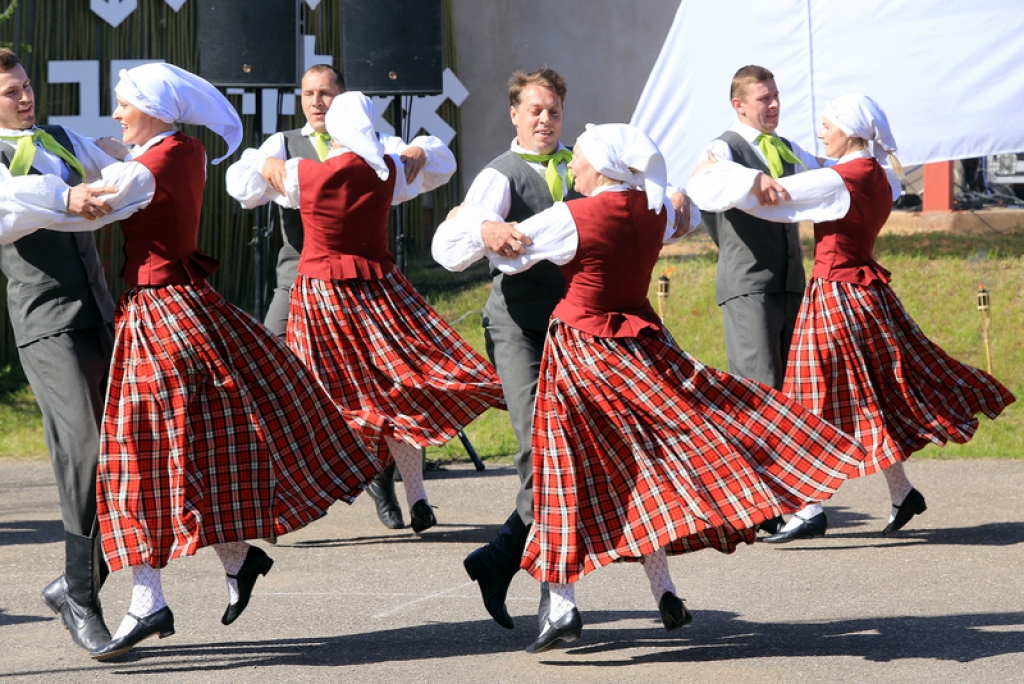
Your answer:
[324,91,389,180]
[822,93,898,164]
[115,63,242,165]
[575,123,666,212]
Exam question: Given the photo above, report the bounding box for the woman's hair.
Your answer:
[508,67,567,108]
[0,49,22,73]
[730,64,774,100]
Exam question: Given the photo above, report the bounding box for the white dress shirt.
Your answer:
[701,120,823,171]
[225,123,455,210]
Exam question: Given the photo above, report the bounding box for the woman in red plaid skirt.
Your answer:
[440,123,867,654]
[690,94,1014,543]
[19,64,388,660]
[226,92,506,535]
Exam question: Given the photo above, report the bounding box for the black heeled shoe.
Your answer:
[527,608,582,654]
[409,500,436,534]
[763,512,828,544]
[462,511,530,630]
[658,592,692,631]
[883,488,927,535]
[89,606,175,661]
[222,546,275,625]
[365,462,405,530]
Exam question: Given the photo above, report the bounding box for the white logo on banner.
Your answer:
[90,0,137,28]
[90,0,325,27]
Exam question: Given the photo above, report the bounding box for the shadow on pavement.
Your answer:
[0,519,63,546]
[6,609,1024,677]
[0,609,53,628]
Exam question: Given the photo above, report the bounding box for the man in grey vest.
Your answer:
[226,63,455,530]
[692,64,823,539]
[0,49,123,651]
[434,67,582,630]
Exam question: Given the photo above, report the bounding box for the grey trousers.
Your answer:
[721,291,803,390]
[18,324,114,536]
[263,243,301,338]
[483,304,548,526]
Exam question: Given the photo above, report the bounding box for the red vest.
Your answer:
[556,189,665,338]
[297,153,397,280]
[811,157,893,285]
[119,133,220,287]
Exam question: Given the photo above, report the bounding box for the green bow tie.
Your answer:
[310,131,331,162]
[517,148,574,201]
[756,134,804,179]
[1,128,86,180]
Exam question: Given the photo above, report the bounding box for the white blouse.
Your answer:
[432,184,693,276]
[687,149,901,223]
[0,132,177,244]
[225,125,455,211]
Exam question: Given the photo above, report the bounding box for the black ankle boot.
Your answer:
[61,532,112,651]
[365,462,405,529]
[463,510,530,629]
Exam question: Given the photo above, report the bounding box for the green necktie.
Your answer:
[517,149,575,201]
[756,134,803,179]
[2,128,87,180]
[310,131,331,162]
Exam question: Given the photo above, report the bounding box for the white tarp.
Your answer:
[632,0,1024,183]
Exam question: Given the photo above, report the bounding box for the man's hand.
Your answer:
[67,185,117,219]
[481,220,532,257]
[94,137,130,161]
[668,190,692,238]
[399,146,427,184]
[261,157,287,195]
[752,172,791,206]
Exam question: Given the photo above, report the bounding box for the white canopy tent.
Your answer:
[632,0,1024,185]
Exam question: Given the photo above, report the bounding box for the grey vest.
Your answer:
[483,151,572,331]
[703,130,805,304]
[0,125,114,346]
[279,129,320,252]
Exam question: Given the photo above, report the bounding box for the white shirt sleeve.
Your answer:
[380,133,457,195]
[430,168,513,272]
[0,160,155,244]
[485,202,579,275]
[689,159,851,222]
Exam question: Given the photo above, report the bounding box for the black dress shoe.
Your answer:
[90,607,175,661]
[463,511,530,630]
[763,512,828,544]
[409,499,436,534]
[658,592,692,631]
[365,462,405,530]
[62,532,112,651]
[757,515,785,535]
[41,575,65,615]
[883,488,927,535]
[222,545,274,625]
[526,608,583,654]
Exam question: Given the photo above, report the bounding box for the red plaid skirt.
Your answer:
[286,272,505,446]
[97,283,385,571]
[521,320,867,584]
[783,279,1015,476]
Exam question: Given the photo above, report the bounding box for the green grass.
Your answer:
[2,229,1020,461]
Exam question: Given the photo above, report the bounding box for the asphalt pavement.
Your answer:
[2,457,1023,683]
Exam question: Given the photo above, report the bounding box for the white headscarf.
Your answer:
[115,63,242,165]
[575,123,666,212]
[822,93,898,164]
[323,91,389,180]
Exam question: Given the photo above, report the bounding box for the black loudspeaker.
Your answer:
[341,0,443,95]
[199,1,301,87]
